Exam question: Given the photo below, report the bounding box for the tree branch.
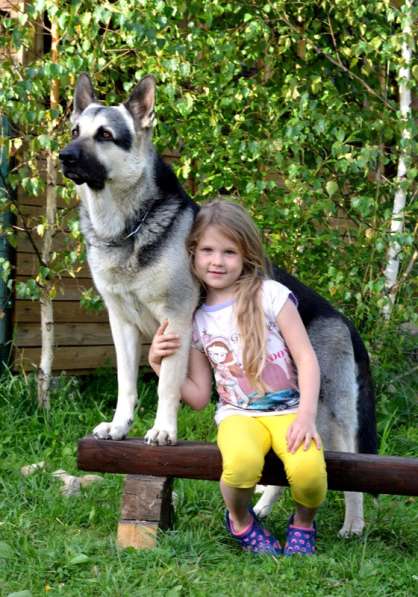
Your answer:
[279,15,395,111]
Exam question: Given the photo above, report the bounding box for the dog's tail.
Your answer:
[349,323,378,455]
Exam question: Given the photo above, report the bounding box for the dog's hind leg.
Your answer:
[309,317,366,537]
[93,308,140,441]
[339,492,365,538]
[332,430,365,537]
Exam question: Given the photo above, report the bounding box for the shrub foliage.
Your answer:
[0,0,416,331]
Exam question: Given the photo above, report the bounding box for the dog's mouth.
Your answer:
[63,169,87,185]
[61,166,106,191]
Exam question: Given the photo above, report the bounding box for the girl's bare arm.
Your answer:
[148,320,212,410]
[276,299,321,453]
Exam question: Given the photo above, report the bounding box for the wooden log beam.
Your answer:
[77,437,418,497]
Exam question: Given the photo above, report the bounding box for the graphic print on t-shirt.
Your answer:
[202,330,299,411]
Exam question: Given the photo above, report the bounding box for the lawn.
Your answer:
[0,330,417,597]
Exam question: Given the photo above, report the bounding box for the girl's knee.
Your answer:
[291,471,327,508]
[222,452,264,488]
[285,451,327,508]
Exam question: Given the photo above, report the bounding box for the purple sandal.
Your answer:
[283,515,317,556]
[225,508,281,555]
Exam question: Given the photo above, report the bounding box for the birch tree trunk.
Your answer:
[37,20,60,408]
[382,0,413,319]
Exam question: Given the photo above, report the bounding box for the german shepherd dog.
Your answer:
[59,74,377,536]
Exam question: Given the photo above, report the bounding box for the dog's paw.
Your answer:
[253,485,283,519]
[338,518,365,538]
[253,501,274,519]
[93,421,129,440]
[144,426,177,446]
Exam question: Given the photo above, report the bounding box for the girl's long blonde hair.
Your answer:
[187,201,271,395]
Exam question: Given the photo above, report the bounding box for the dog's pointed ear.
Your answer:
[124,75,156,130]
[73,73,97,117]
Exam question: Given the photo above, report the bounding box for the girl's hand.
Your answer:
[286,415,321,454]
[148,320,181,374]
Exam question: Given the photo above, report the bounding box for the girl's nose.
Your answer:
[211,252,223,265]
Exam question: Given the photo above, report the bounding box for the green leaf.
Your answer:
[326,180,338,197]
[68,553,90,566]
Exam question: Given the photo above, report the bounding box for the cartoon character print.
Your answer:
[205,338,249,406]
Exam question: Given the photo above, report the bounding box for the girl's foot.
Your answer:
[225,508,281,555]
[283,514,317,556]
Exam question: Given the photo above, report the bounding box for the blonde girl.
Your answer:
[149,201,327,556]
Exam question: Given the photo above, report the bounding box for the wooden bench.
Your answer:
[77,436,418,549]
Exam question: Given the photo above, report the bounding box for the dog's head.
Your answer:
[59,74,156,190]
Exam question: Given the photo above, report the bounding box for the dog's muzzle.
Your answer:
[59,145,85,184]
[59,142,107,190]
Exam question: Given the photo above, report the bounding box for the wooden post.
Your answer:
[117,474,173,549]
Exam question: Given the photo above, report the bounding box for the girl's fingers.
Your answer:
[287,427,301,453]
[160,344,180,354]
[313,433,322,450]
[158,320,169,335]
[158,336,180,347]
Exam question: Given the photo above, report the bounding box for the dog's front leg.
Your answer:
[93,310,140,440]
[144,321,191,446]
[253,485,285,518]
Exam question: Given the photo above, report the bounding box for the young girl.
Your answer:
[148,201,327,556]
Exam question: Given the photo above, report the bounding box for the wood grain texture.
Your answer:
[78,437,418,497]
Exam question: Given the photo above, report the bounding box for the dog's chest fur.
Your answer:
[79,190,197,333]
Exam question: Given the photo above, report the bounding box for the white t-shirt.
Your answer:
[192,280,300,425]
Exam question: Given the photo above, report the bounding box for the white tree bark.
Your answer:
[37,20,59,408]
[38,293,54,409]
[382,0,413,319]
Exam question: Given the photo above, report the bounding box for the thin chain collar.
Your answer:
[90,205,153,248]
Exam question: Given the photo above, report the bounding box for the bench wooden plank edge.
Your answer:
[77,436,418,497]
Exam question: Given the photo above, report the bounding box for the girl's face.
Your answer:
[194,225,244,302]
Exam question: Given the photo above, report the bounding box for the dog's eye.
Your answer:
[100,129,114,141]
[71,127,79,139]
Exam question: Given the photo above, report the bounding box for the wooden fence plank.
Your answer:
[16,252,91,278]
[14,345,116,371]
[14,300,109,323]
[16,276,92,300]
[14,345,150,371]
[15,322,113,346]
[17,231,71,253]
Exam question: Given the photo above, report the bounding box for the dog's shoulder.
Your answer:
[154,153,198,214]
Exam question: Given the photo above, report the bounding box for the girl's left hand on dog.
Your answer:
[286,415,321,454]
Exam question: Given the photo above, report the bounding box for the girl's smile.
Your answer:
[194,225,244,303]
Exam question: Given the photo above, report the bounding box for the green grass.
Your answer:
[0,341,417,597]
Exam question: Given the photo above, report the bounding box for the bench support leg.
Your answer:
[117,474,173,549]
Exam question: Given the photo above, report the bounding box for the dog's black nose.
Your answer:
[59,145,80,165]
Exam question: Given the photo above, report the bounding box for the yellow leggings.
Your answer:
[217,414,327,509]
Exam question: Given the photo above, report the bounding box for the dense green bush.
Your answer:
[0,0,416,331]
